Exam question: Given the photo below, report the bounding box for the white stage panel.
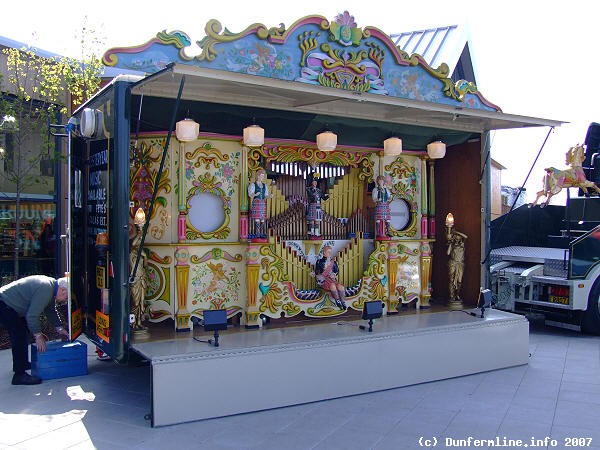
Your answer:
[132,309,529,427]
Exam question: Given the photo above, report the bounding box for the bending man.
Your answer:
[0,275,69,385]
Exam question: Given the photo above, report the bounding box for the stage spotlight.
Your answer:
[477,289,493,318]
[360,301,383,332]
[203,309,228,347]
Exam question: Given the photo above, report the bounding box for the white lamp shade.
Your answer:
[134,207,146,226]
[243,124,265,146]
[427,141,446,159]
[383,137,403,156]
[176,118,199,142]
[316,131,337,151]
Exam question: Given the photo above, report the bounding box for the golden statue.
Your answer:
[446,213,467,306]
[129,208,148,331]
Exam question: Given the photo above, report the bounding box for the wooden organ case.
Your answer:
[243,144,432,328]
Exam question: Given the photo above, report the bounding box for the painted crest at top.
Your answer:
[296,12,383,94]
[329,11,363,46]
[103,12,500,112]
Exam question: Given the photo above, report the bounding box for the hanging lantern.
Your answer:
[316,130,337,152]
[427,140,446,159]
[383,137,403,156]
[175,118,199,142]
[243,124,265,147]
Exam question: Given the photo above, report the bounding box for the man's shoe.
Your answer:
[12,373,42,385]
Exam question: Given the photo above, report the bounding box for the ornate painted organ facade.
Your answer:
[105,9,506,332]
[131,135,437,329]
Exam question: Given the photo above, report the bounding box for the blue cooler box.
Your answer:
[31,340,88,380]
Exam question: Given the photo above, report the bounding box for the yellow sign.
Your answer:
[549,296,569,305]
[70,308,82,339]
[96,266,106,289]
[96,310,110,343]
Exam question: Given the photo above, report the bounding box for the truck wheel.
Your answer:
[582,281,600,335]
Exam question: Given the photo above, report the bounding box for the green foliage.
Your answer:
[1,48,60,190]
[0,24,104,191]
[61,22,104,108]
[0,23,104,277]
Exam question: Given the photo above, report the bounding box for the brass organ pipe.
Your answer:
[350,172,355,218]
[339,172,345,218]
[287,246,291,279]
[349,242,354,285]
[352,172,357,218]
[272,233,367,291]
[340,172,346,218]
[354,238,361,282]
[340,173,344,216]
[347,243,353,286]
[294,248,299,284]
[275,240,316,290]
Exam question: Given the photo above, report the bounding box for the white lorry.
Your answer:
[490,129,600,333]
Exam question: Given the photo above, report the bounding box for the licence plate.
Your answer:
[549,295,569,305]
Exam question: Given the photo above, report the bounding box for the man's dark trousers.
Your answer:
[0,300,29,374]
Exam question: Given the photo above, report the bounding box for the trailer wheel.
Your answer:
[582,281,600,335]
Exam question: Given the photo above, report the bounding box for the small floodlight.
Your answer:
[202,309,228,347]
[360,301,383,332]
[477,289,493,318]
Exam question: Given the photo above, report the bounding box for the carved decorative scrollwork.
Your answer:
[196,19,270,62]
[185,173,231,240]
[185,142,230,170]
[385,158,419,237]
[130,139,172,222]
[249,145,374,182]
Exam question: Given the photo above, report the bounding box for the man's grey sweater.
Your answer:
[0,275,60,334]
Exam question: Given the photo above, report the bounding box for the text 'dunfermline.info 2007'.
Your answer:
[418,436,593,447]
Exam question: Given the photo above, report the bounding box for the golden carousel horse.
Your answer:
[531,144,600,207]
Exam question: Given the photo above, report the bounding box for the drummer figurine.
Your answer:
[372,174,393,239]
[248,168,269,241]
[306,172,329,239]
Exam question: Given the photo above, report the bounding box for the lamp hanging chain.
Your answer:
[481,126,554,265]
[133,91,144,153]
[130,76,185,284]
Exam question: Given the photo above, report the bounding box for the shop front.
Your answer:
[0,197,57,283]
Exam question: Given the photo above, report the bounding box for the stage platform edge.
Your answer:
[131,309,529,427]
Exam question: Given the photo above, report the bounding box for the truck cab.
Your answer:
[490,162,600,333]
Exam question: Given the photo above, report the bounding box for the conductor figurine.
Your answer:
[306,172,329,238]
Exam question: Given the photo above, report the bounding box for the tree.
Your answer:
[61,23,104,110]
[0,30,102,279]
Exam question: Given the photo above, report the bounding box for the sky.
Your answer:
[5,0,598,204]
